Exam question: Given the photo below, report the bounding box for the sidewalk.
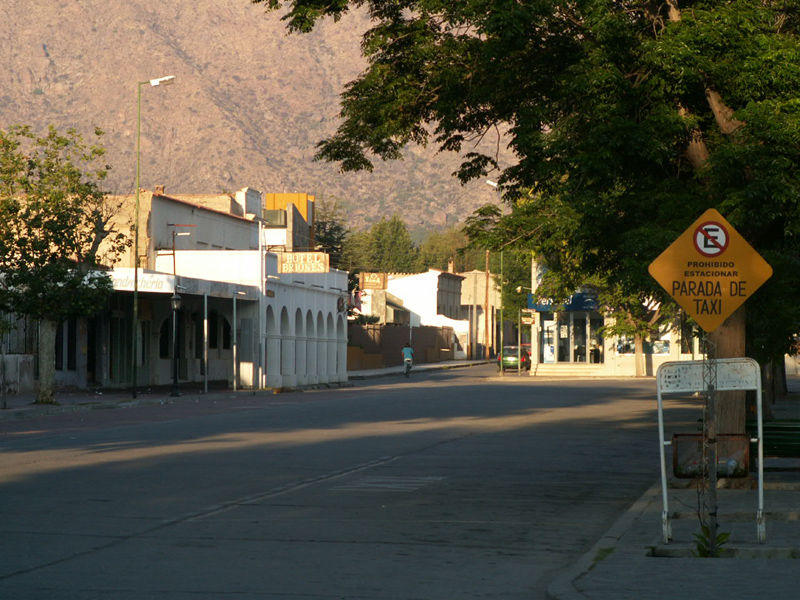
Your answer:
[347,359,487,380]
[0,360,488,420]
[549,374,800,600]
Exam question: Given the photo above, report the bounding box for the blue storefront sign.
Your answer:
[528,292,598,312]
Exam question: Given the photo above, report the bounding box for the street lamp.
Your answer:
[167,223,196,277]
[170,291,182,397]
[133,75,176,399]
[233,291,246,391]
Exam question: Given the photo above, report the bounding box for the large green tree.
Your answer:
[343,215,420,273]
[418,226,486,272]
[257,0,800,413]
[0,126,129,403]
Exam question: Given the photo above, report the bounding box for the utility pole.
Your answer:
[484,250,490,359]
[472,274,478,359]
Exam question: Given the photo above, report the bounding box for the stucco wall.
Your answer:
[1,354,36,395]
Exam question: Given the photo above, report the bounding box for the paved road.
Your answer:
[0,366,696,599]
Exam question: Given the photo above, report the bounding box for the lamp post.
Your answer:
[170,291,182,397]
[165,222,193,397]
[133,75,175,399]
[232,291,246,391]
[167,223,195,277]
[500,250,504,376]
[484,249,490,360]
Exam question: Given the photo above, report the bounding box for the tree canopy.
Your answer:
[257,0,800,363]
[343,215,420,273]
[314,195,350,269]
[418,226,486,273]
[339,216,488,276]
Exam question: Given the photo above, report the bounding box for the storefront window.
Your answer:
[648,340,670,354]
[539,311,604,363]
[616,336,670,355]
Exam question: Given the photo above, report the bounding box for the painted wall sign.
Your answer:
[360,272,388,290]
[112,271,172,292]
[277,252,330,274]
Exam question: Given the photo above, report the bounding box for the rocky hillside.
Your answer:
[0,0,505,234]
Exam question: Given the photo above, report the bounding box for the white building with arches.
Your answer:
[45,187,348,393]
[160,249,348,390]
[263,254,348,389]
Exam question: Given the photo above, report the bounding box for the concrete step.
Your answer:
[531,363,607,377]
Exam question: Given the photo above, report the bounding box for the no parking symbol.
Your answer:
[694,221,729,257]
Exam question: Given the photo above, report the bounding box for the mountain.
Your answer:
[0,0,505,234]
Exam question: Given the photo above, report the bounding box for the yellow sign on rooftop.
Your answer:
[648,209,772,332]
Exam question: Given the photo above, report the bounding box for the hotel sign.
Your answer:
[648,209,772,332]
[278,252,330,274]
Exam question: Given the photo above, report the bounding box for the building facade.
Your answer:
[458,269,502,360]
[30,187,349,393]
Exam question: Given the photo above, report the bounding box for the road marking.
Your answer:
[174,456,401,523]
[331,475,446,493]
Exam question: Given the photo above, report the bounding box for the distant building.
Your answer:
[358,269,469,360]
[458,269,502,360]
[523,259,700,377]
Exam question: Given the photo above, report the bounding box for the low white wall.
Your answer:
[1,354,36,395]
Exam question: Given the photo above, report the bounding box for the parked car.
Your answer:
[497,345,531,371]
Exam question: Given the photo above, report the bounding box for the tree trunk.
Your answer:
[708,306,746,434]
[0,351,6,410]
[668,1,748,435]
[37,319,58,404]
[759,361,775,421]
[634,334,645,377]
[776,361,788,397]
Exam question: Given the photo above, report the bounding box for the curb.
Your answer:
[0,390,247,421]
[0,386,352,420]
[0,363,486,420]
[348,361,487,380]
[547,482,661,600]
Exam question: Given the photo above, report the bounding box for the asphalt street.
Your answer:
[0,366,698,599]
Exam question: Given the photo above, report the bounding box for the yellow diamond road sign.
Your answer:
[648,209,772,332]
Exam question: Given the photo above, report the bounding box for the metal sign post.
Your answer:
[702,337,719,555]
[650,209,771,547]
[656,358,765,545]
